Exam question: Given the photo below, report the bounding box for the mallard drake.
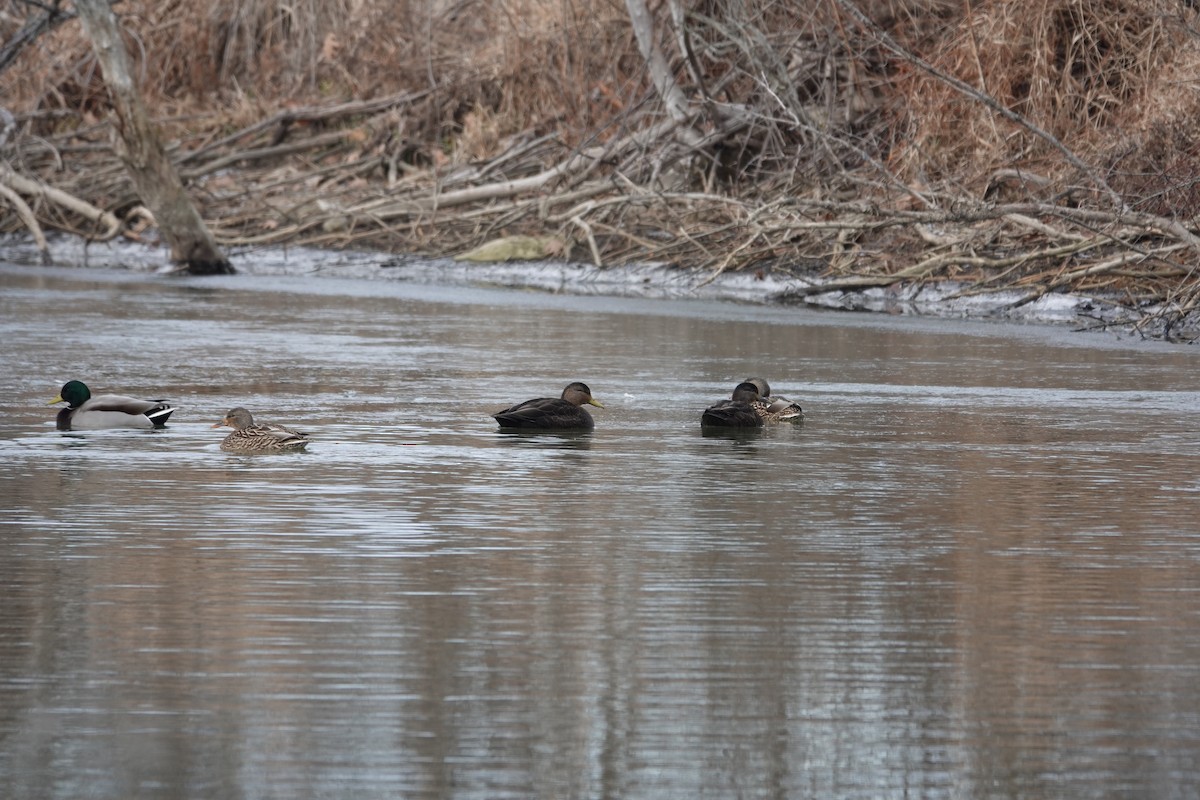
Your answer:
[212,407,309,452]
[49,380,176,431]
[493,382,604,430]
[701,382,764,428]
[743,376,804,422]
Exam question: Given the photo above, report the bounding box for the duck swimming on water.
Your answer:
[493,382,604,430]
[49,380,176,431]
[701,382,764,428]
[212,407,309,452]
[743,376,803,422]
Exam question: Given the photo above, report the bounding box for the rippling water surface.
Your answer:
[3,263,1200,798]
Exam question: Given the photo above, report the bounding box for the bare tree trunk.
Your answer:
[623,0,701,147]
[73,0,233,274]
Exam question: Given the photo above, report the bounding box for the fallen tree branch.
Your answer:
[0,161,120,237]
[182,129,357,180]
[0,178,50,263]
[178,89,430,165]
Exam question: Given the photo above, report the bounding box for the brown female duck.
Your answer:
[213,407,309,452]
[743,376,804,422]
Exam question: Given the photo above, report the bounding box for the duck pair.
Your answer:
[701,377,804,428]
[49,380,308,452]
[492,378,804,430]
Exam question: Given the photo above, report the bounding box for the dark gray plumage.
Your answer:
[493,382,603,430]
[701,382,764,428]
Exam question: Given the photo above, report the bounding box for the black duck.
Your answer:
[493,382,603,430]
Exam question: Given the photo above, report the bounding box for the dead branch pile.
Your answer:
[5,0,1200,337]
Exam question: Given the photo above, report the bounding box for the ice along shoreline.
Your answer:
[0,235,1186,341]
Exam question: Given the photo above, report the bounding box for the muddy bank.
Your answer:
[3,234,1181,341]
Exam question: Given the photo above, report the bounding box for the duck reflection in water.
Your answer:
[496,428,594,452]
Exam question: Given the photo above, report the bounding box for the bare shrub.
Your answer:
[894,0,1184,192]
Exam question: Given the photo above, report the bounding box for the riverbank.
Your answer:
[2,233,1181,342]
[6,3,1200,344]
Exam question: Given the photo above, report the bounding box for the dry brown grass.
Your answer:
[3,0,637,142]
[894,0,1185,190]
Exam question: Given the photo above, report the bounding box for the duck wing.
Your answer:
[755,395,803,421]
[701,400,763,428]
[256,422,309,446]
[493,397,593,429]
[64,394,176,430]
[221,423,309,451]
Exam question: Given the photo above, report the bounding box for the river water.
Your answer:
[2,262,1200,798]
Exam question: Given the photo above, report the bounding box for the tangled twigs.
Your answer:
[179,90,431,167]
[6,101,1200,311]
[6,84,1200,337]
[0,161,120,239]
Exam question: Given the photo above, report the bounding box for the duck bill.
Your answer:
[588,399,605,408]
[48,394,64,405]
[211,421,228,429]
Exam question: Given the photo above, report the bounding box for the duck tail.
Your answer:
[146,405,176,427]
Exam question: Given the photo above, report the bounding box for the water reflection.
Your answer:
[494,428,595,449]
[2,263,1200,798]
[698,426,765,443]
